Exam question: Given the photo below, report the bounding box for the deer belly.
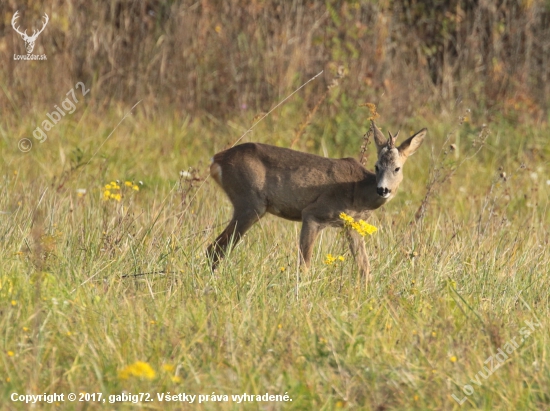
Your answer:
[266,204,302,221]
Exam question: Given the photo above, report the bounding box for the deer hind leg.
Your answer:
[207,206,265,270]
[345,229,371,281]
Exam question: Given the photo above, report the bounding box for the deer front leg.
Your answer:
[299,217,322,269]
[345,228,371,281]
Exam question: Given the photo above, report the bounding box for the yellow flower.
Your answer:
[356,220,377,236]
[22,327,29,332]
[7,351,14,357]
[280,267,285,272]
[118,361,156,380]
[108,181,120,190]
[339,213,354,224]
[103,190,111,200]
[11,300,16,306]
[124,181,133,187]
[277,324,282,329]
[324,254,345,265]
[171,375,182,383]
[110,193,122,202]
[132,184,139,191]
[324,254,336,265]
[450,356,457,363]
[339,213,377,236]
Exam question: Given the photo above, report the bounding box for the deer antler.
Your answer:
[11,11,28,38]
[387,130,398,148]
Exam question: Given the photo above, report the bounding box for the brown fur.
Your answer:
[206,124,426,279]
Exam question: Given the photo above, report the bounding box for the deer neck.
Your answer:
[355,172,396,210]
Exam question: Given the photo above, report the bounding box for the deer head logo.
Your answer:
[12,11,49,54]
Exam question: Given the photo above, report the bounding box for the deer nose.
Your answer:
[377,187,391,197]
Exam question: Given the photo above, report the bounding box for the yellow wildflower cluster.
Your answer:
[324,254,345,265]
[103,181,140,202]
[118,361,156,380]
[339,213,377,236]
[103,181,121,202]
[124,181,140,191]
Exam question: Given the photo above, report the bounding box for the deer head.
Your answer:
[12,11,49,54]
[372,122,426,199]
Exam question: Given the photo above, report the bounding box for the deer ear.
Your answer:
[398,128,426,158]
[372,122,387,153]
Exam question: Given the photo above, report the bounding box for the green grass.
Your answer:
[0,105,549,410]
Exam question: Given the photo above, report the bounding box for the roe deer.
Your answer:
[207,123,426,277]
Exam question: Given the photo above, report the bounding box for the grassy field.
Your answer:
[1,102,549,410]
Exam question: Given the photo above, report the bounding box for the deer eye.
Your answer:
[395,167,401,172]
[375,165,379,172]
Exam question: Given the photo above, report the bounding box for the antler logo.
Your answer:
[12,10,49,54]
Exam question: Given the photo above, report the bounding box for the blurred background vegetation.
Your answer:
[1,0,549,122]
[1,3,550,409]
